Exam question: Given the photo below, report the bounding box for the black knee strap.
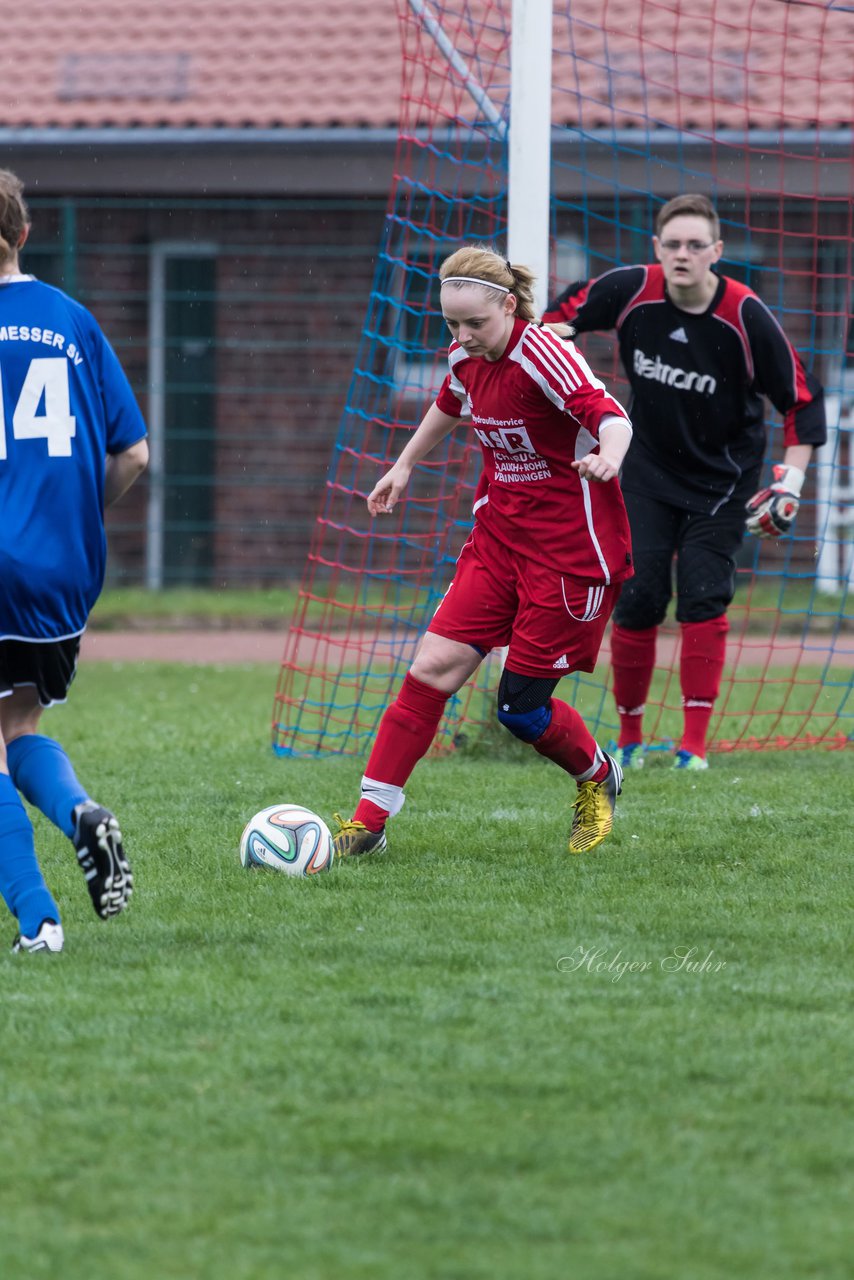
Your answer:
[496,670,561,743]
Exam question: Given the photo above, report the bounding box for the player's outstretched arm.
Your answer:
[367,403,460,515]
[105,438,149,507]
[541,266,646,336]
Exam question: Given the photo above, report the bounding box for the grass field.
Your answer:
[1,663,851,1280]
[91,577,852,633]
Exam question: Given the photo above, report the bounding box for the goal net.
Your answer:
[273,0,854,758]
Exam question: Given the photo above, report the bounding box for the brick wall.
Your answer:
[25,197,386,585]
[22,194,840,586]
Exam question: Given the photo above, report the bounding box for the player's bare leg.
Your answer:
[333,634,480,860]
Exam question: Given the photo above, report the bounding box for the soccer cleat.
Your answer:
[614,742,645,771]
[72,801,133,919]
[672,749,709,772]
[12,919,64,954]
[331,814,388,860]
[569,754,623,854]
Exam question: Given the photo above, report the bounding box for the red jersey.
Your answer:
[434,316,634,585]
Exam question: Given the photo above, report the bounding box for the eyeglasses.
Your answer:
[659,239,716,254]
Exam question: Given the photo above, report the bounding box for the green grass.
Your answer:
[92,577,852,634]
[91,582,424,630]
[1,664,851,1279]
[90,585,302,627]
[280,662,853,757]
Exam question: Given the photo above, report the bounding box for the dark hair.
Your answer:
[656,194,720,241]
[0,168,29,268]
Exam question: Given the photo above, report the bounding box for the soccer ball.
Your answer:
[239,804,334,876]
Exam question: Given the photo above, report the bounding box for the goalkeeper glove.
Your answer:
[745,464,806,538]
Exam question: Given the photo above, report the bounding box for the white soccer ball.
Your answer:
[239,804,334,876]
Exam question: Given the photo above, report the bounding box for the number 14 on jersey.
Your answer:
[0,357,77,459]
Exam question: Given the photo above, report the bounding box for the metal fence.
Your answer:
[24,195,387,586]
[22,193,852,591]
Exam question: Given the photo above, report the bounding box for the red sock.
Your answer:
[351,798,392,833]
[611,624,657,746]
[679,617,728,757]
[353,672,450,830]
[532,698,605,780]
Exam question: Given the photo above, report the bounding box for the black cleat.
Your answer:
[72,802,133,919]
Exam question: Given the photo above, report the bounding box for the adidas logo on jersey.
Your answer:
[633,348,716,395]
[552,654,570,669]
[669,326,689,343]
[562,582,605,622]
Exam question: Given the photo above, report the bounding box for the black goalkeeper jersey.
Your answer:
[543,264,826,514]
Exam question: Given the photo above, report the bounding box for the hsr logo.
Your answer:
[473,424,535,454]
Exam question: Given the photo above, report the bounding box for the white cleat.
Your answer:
[12,919,65,953]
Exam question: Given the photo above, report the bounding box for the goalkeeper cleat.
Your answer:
[672,749,709,772]
[332,814,388,860]
[569,754,623,855]
[72,802,133,919]
[614,742,645,771]
[12,919,64,954]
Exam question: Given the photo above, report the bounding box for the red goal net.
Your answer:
[274,0,854,758]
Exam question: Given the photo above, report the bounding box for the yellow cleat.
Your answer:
[569,754,623,854]
[332,814,388,860]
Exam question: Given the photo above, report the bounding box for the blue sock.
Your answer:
[0,774,61,936]
[6,735,88,840]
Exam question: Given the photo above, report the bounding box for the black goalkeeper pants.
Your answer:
[615,480,757,629]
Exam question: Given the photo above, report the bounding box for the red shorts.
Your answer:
[427,523,620,677]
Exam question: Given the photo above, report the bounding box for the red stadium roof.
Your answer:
[0,0,851,132]
[0,0,402,130]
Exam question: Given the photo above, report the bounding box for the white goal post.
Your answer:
[507,0,553,314]
[408,0,553,312]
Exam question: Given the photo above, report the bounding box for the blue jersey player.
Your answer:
[0,169,149,953]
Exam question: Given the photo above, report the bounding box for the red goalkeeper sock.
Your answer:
[353,672,450,830]
[532,698,606,780]
[679,617,728,757]
[611,624,657,746]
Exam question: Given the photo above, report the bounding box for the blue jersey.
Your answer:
[0,275,146,640]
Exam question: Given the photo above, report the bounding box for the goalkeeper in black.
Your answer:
[542,193,826,770]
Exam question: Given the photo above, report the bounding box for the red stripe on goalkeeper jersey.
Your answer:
[785,334,815,446]
[710,294,755,382]
[550,278,590,324]
[615,264,657,329]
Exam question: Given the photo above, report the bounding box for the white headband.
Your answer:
[440,275,511,293]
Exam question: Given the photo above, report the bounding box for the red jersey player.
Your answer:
[542,194,826,771]
[332,244,634,860]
